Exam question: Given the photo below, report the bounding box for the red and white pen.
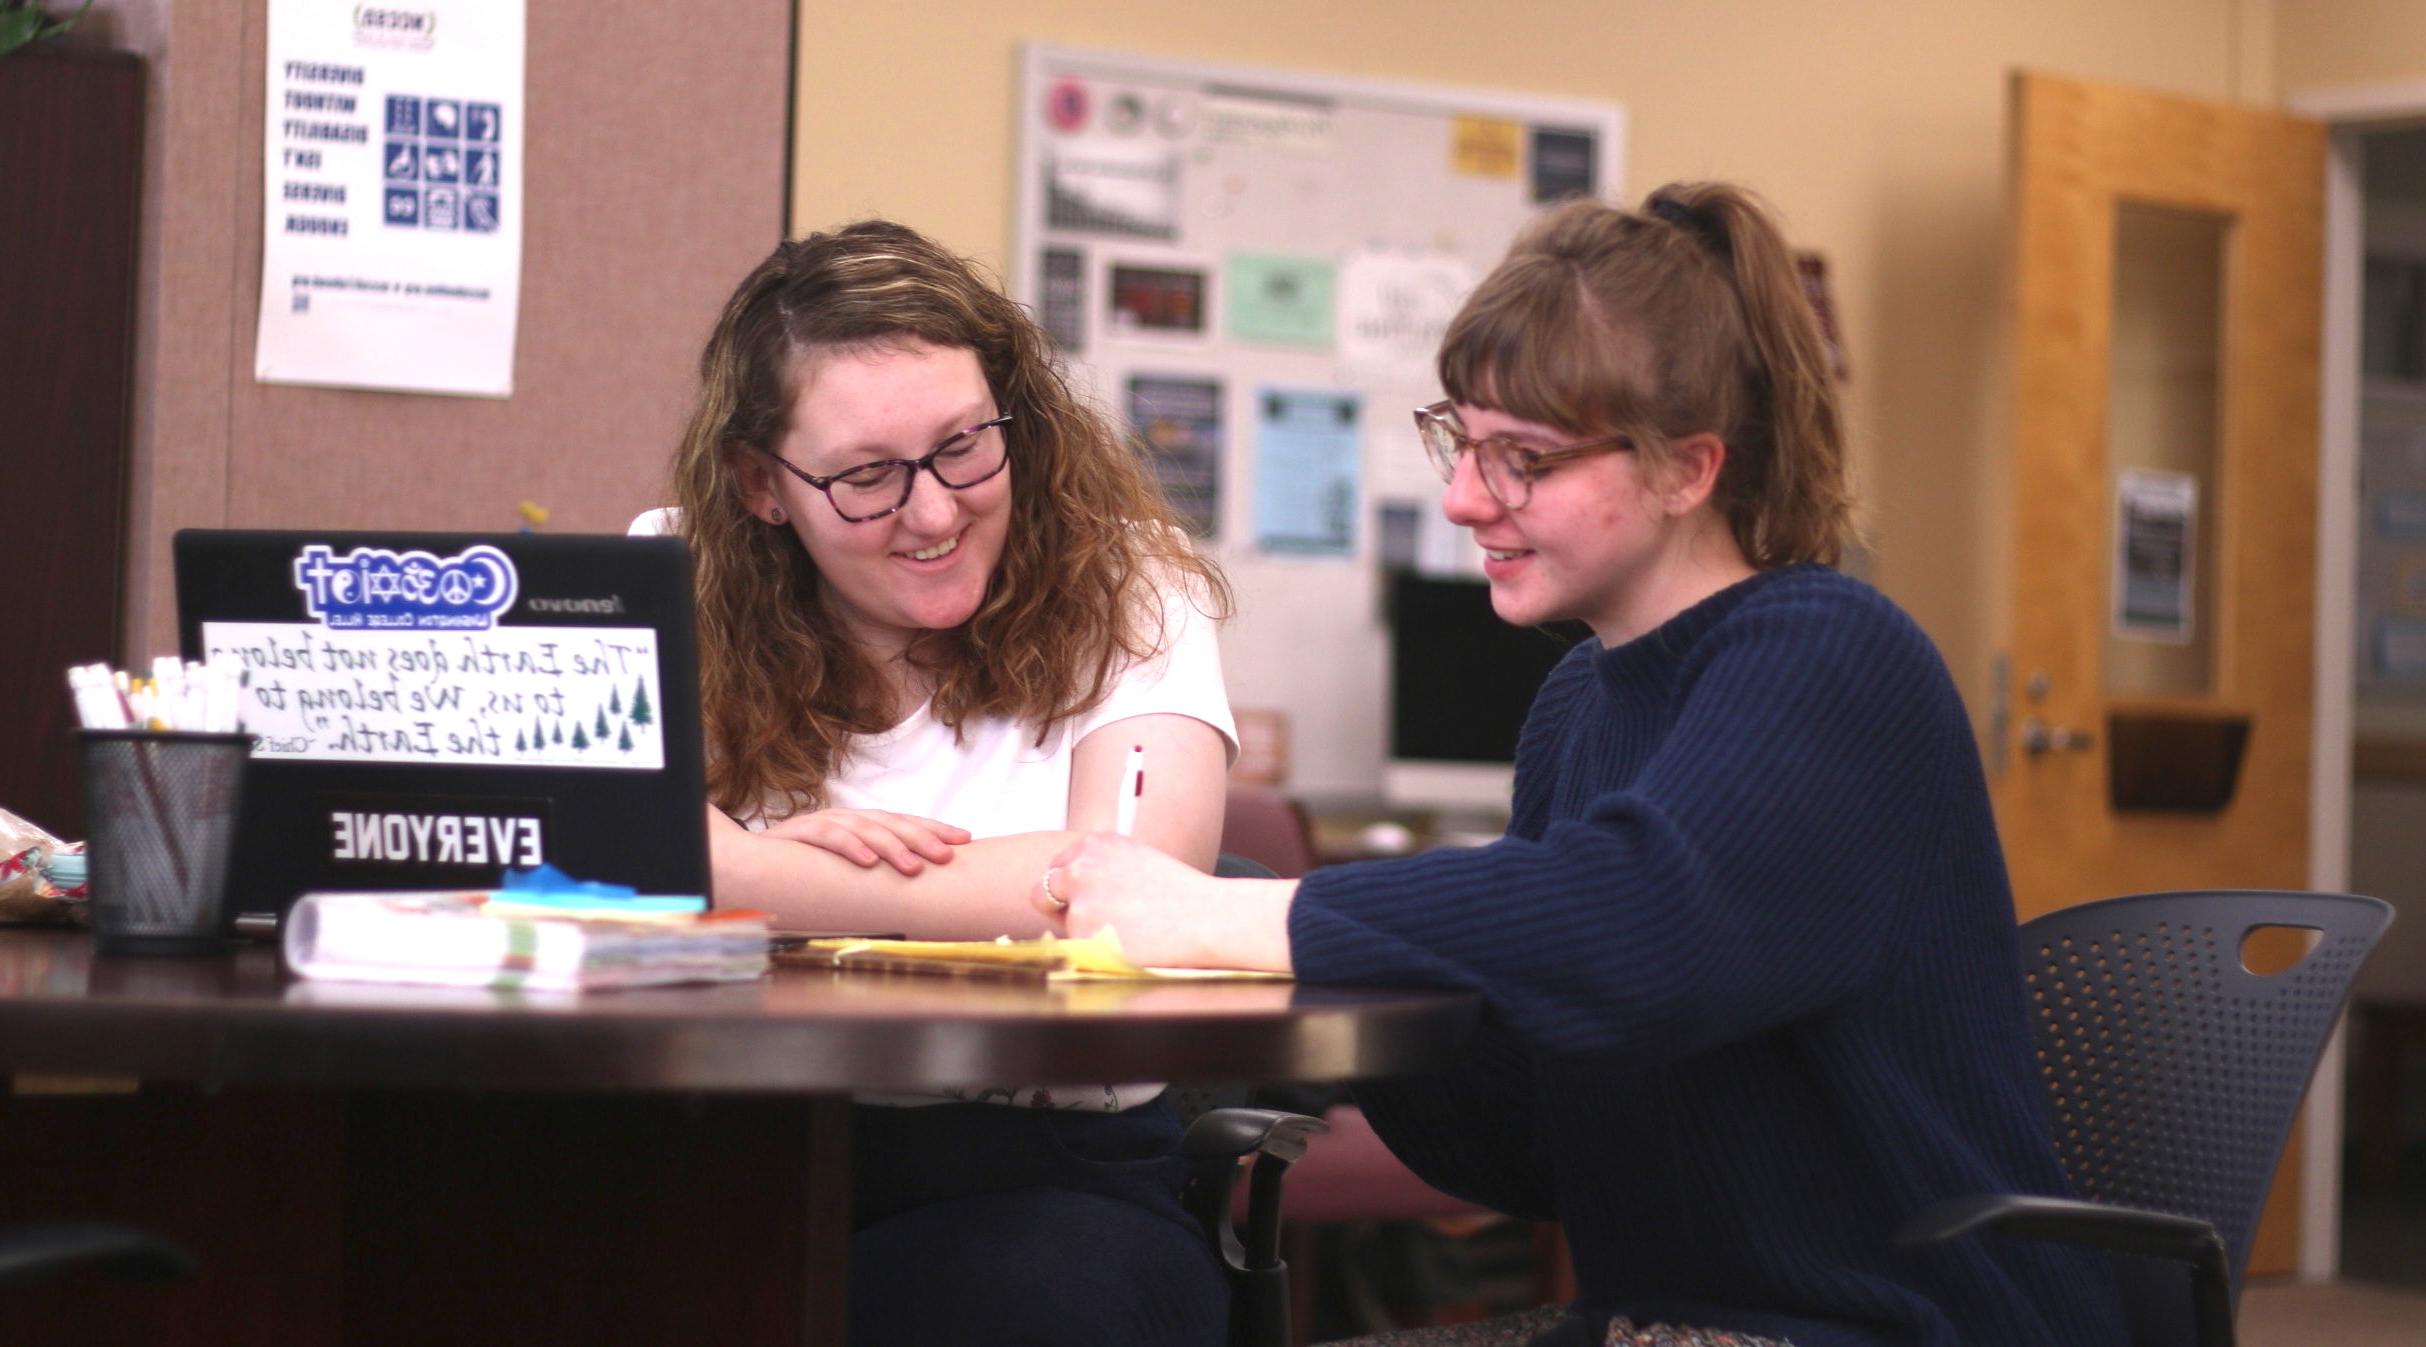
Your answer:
[1113,743,1145,837]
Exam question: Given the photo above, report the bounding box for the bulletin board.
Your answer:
[1012,44,1624,794]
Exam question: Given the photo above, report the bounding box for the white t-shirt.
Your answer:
[811,575,1237,834]
[637,512,1237,1110]
[813,572,1234,1112]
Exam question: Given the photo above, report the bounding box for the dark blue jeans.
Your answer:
[847,1098,1227,1346]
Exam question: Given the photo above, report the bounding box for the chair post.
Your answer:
[2190,1233,2235,1347]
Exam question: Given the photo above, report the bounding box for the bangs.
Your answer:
[1436,262,1660,438]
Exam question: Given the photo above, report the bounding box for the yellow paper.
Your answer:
[804,930,1289,982]
[1450,116,1520,178]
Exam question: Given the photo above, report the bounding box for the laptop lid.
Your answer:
[174,529,711,920]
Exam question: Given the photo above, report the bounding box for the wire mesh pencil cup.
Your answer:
[79,730,252,955]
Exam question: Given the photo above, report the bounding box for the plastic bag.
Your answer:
[0,806,86,924]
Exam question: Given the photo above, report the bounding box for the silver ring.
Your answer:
[1041,866,1068,911]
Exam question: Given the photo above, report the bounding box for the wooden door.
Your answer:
[1998,70,2325,1275]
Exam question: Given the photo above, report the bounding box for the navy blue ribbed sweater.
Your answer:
[1290,565,2127,1346]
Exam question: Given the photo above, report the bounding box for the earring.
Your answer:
[767,507,787,525]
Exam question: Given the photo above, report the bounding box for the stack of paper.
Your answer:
[283,890,768,992]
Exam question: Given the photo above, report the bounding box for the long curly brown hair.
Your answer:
[671,221,1228,818]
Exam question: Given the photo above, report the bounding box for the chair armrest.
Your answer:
[1898,1193,2216,1263]
[1180,1106,1328,1347]
[1897,1193,2233,1347]
[1182,1105,1326,1168]
[1181,1107,1330,1264]
[0,1223,193,1286]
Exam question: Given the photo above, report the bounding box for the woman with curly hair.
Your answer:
[653,220,1235,1345]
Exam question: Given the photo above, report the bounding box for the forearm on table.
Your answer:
[714,824,1078,938]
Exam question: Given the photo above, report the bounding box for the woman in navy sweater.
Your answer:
[1041,184,2128,1347]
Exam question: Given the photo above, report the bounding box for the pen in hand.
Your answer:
[1113,743,1144,837]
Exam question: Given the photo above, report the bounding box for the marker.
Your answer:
[1113,743,1145,837]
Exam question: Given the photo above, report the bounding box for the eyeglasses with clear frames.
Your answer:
[760,414,1014,523]
[1412,401,1633,511]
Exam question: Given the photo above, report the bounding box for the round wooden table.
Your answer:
[0,929,1478,1346]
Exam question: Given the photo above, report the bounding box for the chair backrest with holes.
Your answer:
[2015,890,2391,1303]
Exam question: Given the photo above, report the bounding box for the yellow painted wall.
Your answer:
[2278,0,2426,93]
[790,0,2282,734]
[74,0,2426,771]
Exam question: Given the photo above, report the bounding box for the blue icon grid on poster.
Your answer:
[384,95,420,136]
[381,91,502,232]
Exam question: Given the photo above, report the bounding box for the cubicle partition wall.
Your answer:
[118,1,795,662]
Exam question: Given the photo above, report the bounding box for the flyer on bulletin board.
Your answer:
[1252,388,1361,557]
[1336,248,1475,386]
[1127,374,1223,537]
[1225,253,1335,348]
[254,0,526,397]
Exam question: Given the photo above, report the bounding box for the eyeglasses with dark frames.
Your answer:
[761,414,1014,523]
[1412,401,1633,511]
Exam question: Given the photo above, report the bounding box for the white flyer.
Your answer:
[200,621,666,772]
[255,0,525,396]
[1337,247,1475,387]
[2113,469,2198,642]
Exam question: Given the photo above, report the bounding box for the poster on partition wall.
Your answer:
[254,0,526,397]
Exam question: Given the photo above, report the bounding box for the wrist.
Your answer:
[1205,876,1295,974]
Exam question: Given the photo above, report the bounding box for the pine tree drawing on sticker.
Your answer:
[595,708,609,740]
[572,723,589,751]
[630,678,652,728]
[515,730,526,752]
[618,724,633,752]
[610,686,622,715]
[554,721,565,745]
[535,715,547,749]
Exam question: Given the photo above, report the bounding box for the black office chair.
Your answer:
[1900,889,2394,1347]
[1173,853,1330,1347]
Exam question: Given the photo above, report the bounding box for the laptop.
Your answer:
[174,529,712,926]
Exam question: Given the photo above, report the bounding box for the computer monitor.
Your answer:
[1381,570,1579,815]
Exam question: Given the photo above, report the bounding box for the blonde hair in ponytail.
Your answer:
[1436,183,1852,567]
